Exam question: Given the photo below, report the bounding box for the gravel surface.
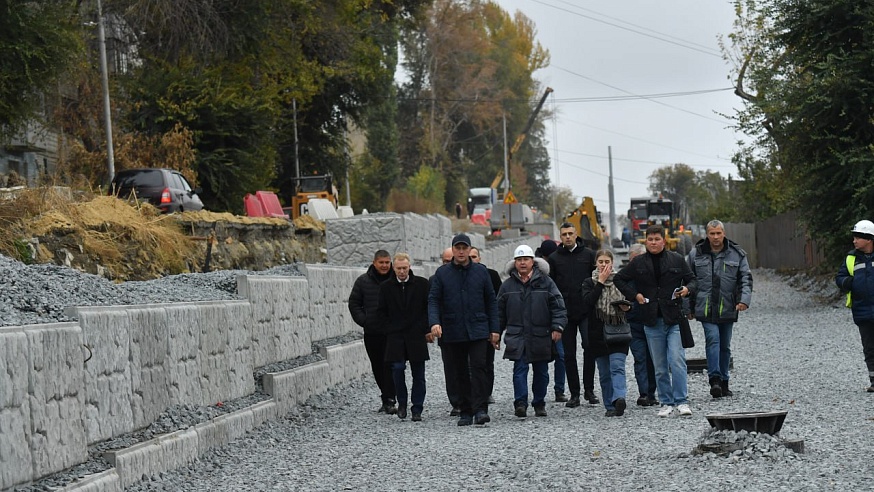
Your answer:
[7,255,871,491]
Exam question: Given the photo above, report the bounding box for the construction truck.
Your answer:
[290,174,339,220]
[628,197,649,241]
[469,86,553,232]
[637,195,693,254]
[564,197,605,250]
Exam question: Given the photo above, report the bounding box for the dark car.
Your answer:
[109,168,204,213]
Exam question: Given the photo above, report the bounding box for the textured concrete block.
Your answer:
[320,340,368,386]
[104,428,198,488]
[0,327,32,491]
[75,307,135,444]
[27,324,88,478]
[239,276,311,367]
[164,304,204,405]
[262,360,330,414]
[127,307,170,432]
[249,400,280,427]
[305,265,364,340]
[194,409,254,455]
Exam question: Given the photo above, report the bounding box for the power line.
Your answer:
[393,87,732,104]
[557,147,737,169]
[530,0,723,58]
[553,65,731,124]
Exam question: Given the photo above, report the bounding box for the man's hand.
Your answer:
[551,331,562,342]
[635,293,647,304]
[489,332,500,350]
[425,333,435,343]
[736,303,748,312]
[431,324,442,338]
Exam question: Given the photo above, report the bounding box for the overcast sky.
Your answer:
[493,0,744,234]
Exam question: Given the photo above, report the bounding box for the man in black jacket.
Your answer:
[378,253,432,421]
[614,225,697,418]
[349,250,397,414]
[547,222,598,407]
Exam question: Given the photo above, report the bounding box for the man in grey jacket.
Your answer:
[687,220,753,398]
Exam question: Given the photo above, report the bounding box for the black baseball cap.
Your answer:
[451,233,471,247]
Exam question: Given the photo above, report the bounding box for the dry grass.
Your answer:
[0,187,198,278]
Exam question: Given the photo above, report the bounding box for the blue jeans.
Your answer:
[702,322,733,381]
[644,318,688,406]
[595,353,627,410]
[629,322,657,398]
[513,352,549,407]
[553,340,566,394]
[391,360,426,414]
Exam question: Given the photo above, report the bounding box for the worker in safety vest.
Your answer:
[836,219,874,392]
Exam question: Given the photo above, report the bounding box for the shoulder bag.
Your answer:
[603,321,632,345]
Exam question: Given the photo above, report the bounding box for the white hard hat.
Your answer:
[514,244,535,258]
[852,220,874,237]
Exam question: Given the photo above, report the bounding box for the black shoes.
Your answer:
[474,412,491,425]
[450,406,461,416]
[867,384,874,393]
[604,410,617,417]
[411,413,422,422]
[457,414,473,426]
[636,395,658,406]
[380,401,398,414]
[555,391,569,402]
[534,405,547,417]
[584,391,600,405]
[565,397,581,408]
[613,398,626,416]
[710,377,723,398]
[514,403,527,418]
[720,379,733,397]
[397,406,407,419]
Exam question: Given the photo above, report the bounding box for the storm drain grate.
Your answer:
[705,411,788,435]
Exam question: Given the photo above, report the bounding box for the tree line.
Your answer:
[4,0,874,265]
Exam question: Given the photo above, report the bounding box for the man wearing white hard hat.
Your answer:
[496,244,567,418]
[836,219,874,392]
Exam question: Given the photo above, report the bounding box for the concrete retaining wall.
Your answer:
[0,229,541,491]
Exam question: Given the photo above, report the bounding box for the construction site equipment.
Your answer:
[290,175,338,220]
[628,197,649,241]
[244,191,289,219]
[637,195,693,254]
[564,197,605,250]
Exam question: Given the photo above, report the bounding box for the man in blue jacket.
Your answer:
[429,234,500,426]
[836,219,874,392]
[687,220,753,398]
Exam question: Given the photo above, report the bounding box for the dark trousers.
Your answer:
[443,339,491,416]
[630,321,657,397]
[391,360,426,414]
[859,320,874,379]
[364,333,395,404]
[486,343,495,397]
[440,342,461,407]
[562,317,596,397]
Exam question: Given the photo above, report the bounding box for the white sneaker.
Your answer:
[657,405,675,417]
[677,404,692,416]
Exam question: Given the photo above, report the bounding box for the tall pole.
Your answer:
[502,115,509,197]
[608,146,616,243]
[293,98,300,180]
[551,92,559,225]
[96,0,115,182]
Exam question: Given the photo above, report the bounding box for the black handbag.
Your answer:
[603,321,632,345]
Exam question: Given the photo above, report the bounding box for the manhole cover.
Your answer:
[705,411,788,435]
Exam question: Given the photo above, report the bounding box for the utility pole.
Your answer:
[608,146,616,243]
[96,0,115,182]
[293,98,300,180]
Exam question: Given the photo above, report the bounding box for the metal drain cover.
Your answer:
[705,411,788,435]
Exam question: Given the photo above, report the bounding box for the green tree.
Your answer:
[0,1,82,134]
[728,0,874,263]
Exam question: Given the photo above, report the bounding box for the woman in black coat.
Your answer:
[582,249,632,417]
[377,254,431,421]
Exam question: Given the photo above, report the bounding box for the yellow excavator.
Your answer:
[564,196,605,250]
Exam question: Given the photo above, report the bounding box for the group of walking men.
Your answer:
[349,220,754,424]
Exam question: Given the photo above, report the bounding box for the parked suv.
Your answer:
[109,168,204,213]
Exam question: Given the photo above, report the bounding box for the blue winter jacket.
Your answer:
[836,249,874,323]
[428,259,500,343]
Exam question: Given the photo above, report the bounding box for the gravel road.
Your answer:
[117,269,871,491]
[5,253,868,492]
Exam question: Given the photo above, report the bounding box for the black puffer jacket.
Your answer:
[378,270,431,362]
[613,250,697,326]
[349,264,394,334]
[497,258,567,363]
[547,237,596,320]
